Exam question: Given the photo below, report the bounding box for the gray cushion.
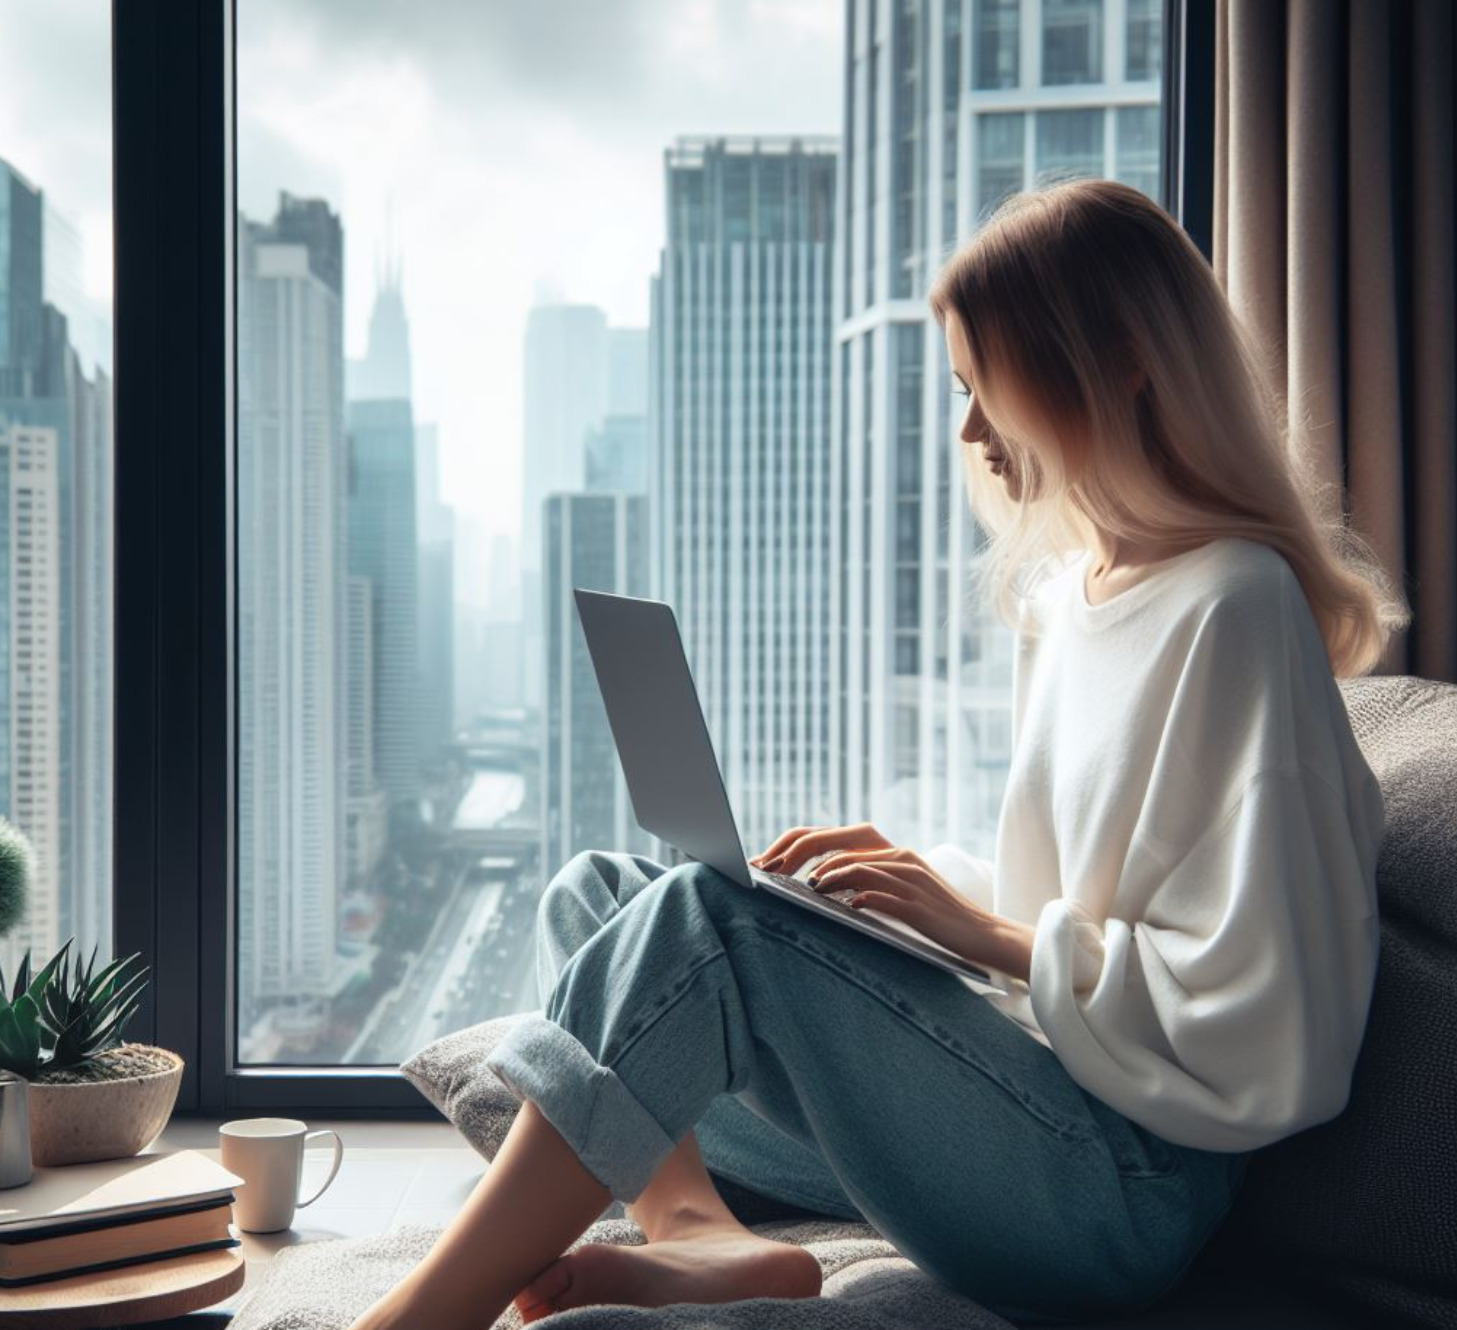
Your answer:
[398,1012,527,1162]
[1209,676,1457,1329]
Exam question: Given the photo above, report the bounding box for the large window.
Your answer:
[234,3,841,1068]
[0,8,114,982]
[87,0,1184,1104]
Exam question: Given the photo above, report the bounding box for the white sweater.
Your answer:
[927,537,1384,1153]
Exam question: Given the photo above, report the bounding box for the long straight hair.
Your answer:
[928,179,1407,678]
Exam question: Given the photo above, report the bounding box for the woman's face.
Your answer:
[943,306,1027,503]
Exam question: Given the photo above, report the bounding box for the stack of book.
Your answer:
[0,1149,243,1287]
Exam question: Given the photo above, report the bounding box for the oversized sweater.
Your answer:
[926,537,1384,1153]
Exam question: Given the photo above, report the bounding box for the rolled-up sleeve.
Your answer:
[1028,764,1382,1153]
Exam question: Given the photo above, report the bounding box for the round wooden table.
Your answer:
[0,1247,245,1328]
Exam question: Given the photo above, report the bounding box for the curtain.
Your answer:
[1213,0,1456,681]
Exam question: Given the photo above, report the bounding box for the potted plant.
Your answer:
[0,817,185,1167]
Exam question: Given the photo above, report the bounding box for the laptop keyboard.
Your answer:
[753,869,858,910]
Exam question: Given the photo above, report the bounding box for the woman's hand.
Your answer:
[770,834,1033,982]
[749,821,895,874]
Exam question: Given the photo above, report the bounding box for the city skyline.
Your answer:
[1,0,1165,1067]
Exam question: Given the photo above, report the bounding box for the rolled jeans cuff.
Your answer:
[483,1013,677,1202]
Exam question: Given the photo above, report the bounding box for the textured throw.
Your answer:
[226,1217,1018,1330]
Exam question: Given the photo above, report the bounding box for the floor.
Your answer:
[151,1116,583,1321]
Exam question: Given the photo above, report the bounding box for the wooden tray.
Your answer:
[0,1246,244,1328]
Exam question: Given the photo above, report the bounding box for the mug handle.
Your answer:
[296,1129,344,1208]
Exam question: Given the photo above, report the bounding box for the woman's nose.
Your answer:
[960,396,987,444]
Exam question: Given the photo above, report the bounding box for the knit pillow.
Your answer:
[398,1013,531,1162]
[1212,676,1457,1329]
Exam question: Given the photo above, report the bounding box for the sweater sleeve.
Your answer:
[1027,763,1382,1153]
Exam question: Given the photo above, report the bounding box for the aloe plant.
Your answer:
[40,942,149,1074]
[0,940,74,1078]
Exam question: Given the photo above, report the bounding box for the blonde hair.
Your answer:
[928,178,1407,679]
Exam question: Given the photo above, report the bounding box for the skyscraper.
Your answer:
[520,305,609,710]
[415,423,455,764]
[832,0,1161,855]
[0,158,113,978]
[649,136,839,855]
[236,194,347,1013]
[345,573,388,882]
[0,424,62,965]
[347,267,421,810]
[541,492,649,873]
[347,399,419,809]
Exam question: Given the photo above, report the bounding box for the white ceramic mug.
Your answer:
[219,1117,344,1233]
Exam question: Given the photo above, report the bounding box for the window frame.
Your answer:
[112,0,1214,1117]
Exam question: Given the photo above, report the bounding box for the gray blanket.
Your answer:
[227,1216,1018,1330]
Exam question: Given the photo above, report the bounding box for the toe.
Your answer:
[516,1258,573,1319]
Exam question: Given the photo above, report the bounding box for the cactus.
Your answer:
[40,942,149,1074]
[0,816,31,938]
[0,940,74,1078]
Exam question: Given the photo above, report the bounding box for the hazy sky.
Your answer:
[0,1,842,561]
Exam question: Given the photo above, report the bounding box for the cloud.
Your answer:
[1,0,845,547]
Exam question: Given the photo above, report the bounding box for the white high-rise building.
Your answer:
[0,424,61,974]
[650,136,839,856]
[237,197,347,1014]
[832,0,1162,855]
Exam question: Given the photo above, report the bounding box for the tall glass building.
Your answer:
[833,0,1161,856]
[649,136,839,856]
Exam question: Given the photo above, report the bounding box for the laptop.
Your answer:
[572,588,1005,991]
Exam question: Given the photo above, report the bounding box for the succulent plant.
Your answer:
[39,941,149,1075]
[0,815,32,938]
[0,940,74,1078]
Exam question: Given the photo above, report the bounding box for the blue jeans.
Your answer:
[485,851,1251,1324]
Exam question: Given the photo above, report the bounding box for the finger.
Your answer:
[752,825,821,867]
[813,863,917,897]
[847,890,921,921]
[813,861,929,894]
[808,846,915,880]
[771,824,866,874]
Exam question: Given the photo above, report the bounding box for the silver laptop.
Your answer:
[573,588,1005,990]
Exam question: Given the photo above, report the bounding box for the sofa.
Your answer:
[229,674,1457,1330]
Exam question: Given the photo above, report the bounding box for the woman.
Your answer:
[346,179,1406,1330]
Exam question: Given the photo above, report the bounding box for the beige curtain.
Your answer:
[1213,0,1456,681]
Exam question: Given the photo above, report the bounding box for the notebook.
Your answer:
[0,1149,243,1237]
[0,1197,238,1286]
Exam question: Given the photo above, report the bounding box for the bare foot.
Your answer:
[513,1217,823,1323]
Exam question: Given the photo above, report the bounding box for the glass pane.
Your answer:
[1036,108,1106,182]
[1042,0,1104,86]
[1116,105,1162,201]
[1125,0,1163,83]
[235,0,1165,1071]
[0,7,114,983]
[977,113,1026,221]
[972,0,1020,91]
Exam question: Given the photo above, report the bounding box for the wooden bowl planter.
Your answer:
[26,1044,183,1167]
